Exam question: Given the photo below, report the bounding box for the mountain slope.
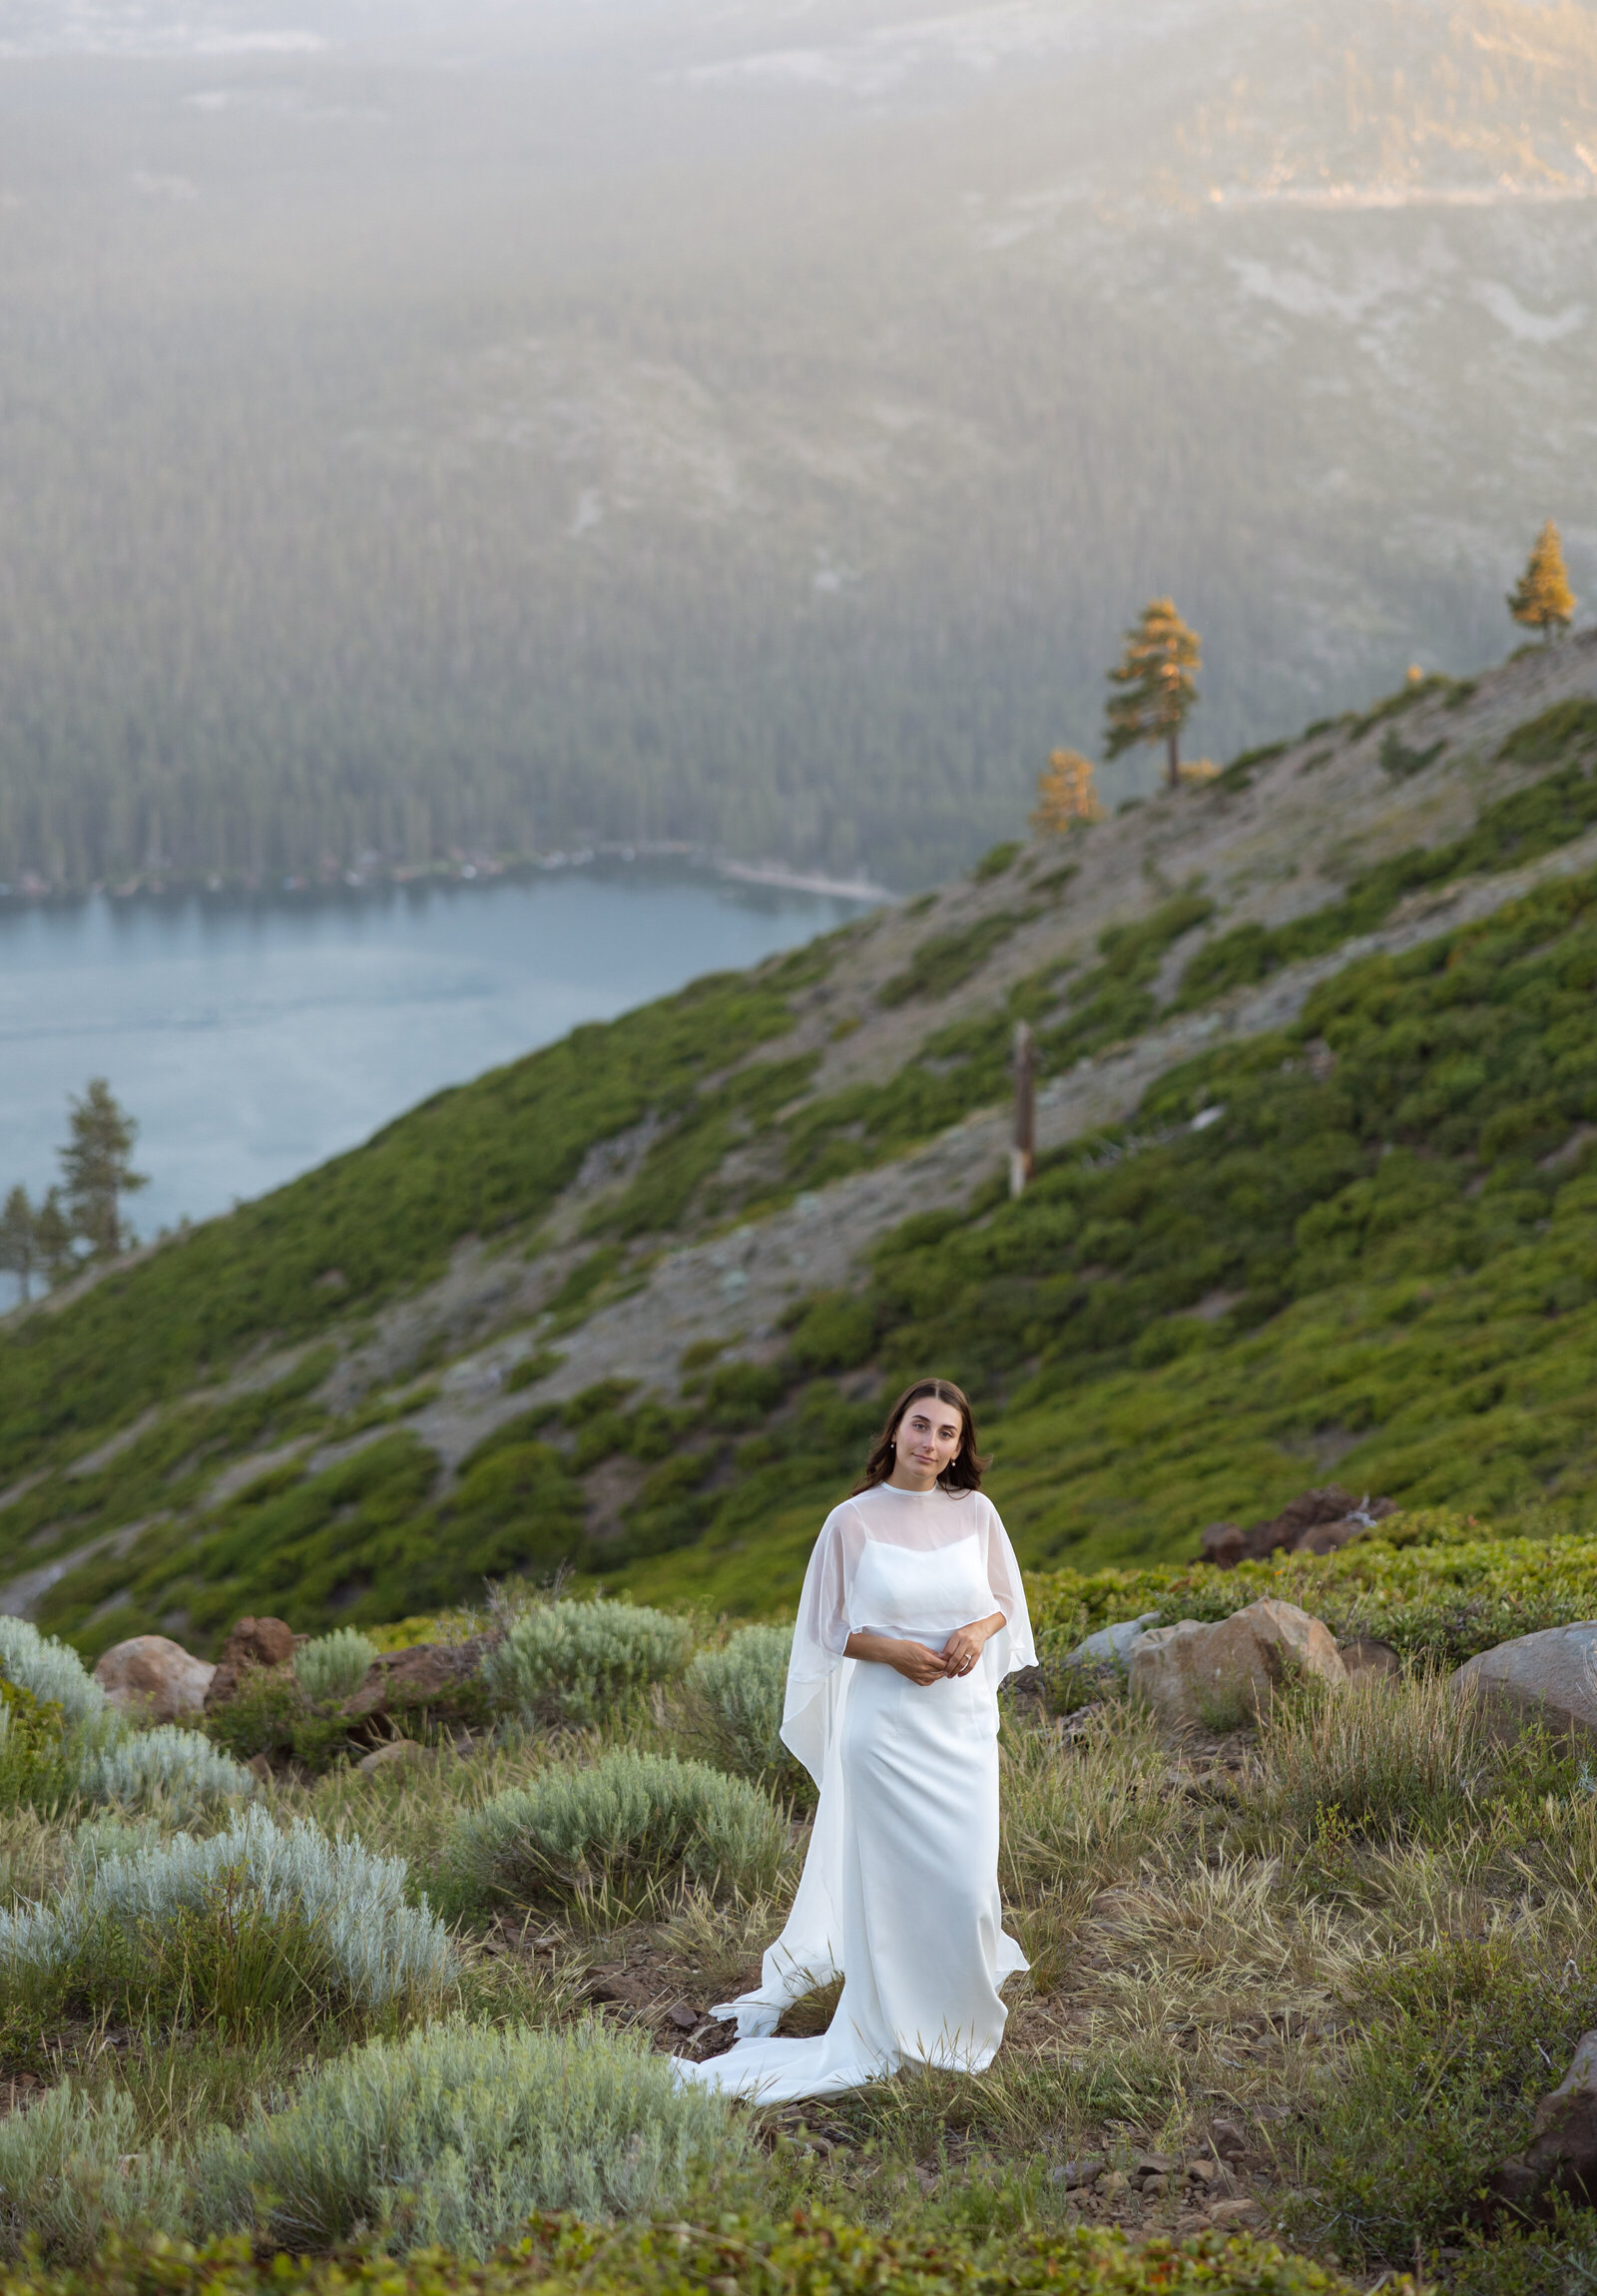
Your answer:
[3,0,1595,886]
[5,634,1597,1652]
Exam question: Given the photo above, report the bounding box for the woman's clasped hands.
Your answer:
[844,1612,1005,1685]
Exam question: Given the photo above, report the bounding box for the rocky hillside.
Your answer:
[5,634,1597,1655]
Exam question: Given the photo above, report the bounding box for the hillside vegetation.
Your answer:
[4,640,1597,1650]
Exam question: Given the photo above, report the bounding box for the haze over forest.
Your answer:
[1,0,1594,890]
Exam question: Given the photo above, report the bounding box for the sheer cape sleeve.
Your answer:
[779,1502,853,1788]
[976,1496,1037,1689]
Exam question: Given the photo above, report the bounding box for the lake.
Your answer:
[0,861,880,1300]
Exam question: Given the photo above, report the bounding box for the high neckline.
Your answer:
[880,1480,945,1496]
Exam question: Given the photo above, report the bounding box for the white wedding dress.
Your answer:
[675,1480,1036,2103]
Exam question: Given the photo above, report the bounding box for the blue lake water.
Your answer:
[0,862,879,1300]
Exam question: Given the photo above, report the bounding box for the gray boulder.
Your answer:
[1066,1613,1163,1669]
[1453,1622,1597,1745]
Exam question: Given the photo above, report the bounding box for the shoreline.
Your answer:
[0,845,897,914]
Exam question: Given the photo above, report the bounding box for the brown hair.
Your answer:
[854,1378,990,1495]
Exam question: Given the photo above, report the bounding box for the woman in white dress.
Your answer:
[676,1377,1035,2103]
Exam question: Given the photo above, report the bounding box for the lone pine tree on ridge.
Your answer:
[1105,599,1202,789]
[1508,520,1576,642]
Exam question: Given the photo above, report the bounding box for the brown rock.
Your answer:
[340,1638,487,1739]
[1200,1487,1397,1571]
[1129,1598,1347,1728]
[1339,1637,1401,1679]
[1454,1624,1597,1747]
[93,1635,215,1723]
[1484,2033,1597,2220]
[203,1616,296,1712]
[1209,2198,1262,2227]
[1200,1523,1247,1568]
[667,2003,700,2031]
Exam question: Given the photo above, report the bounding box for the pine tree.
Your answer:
[0,1186,37,1304]
[1030,749,1104,833]
[1508,521,1576,642]
[1105,600,1202,788]
[33,1188,78,1290]
[58,1079,147,1259]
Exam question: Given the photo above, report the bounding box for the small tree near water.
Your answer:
[34,1188,79,1290]
[59,1079,147,1259]
[1508,520,1576,642]
[0,1186,37,1304]
[1105,599,1202,788]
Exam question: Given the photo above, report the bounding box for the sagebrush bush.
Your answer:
[78,1723,256,1815]
[481,1599,692,1728]
[0,2079,187,2259]
[446,1748,789,1919]
[0,1617,106,1728]
[294,1627,380,1703]
[0,1806,457,2020]
[197,2016,749,2254]
[679,1625,806,1797]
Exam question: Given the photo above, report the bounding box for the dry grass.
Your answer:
[1244,1666,1500,1845]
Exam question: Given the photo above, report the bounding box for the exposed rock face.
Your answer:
[339,1639,489,1742]
[1200,1487,1397,1570]
[93,1635,215,1722]
[1452,1622,1597,1745]
[1129,1598,1346,1728]
[203,1615,296,1711]
[1485,2030,1597,2219]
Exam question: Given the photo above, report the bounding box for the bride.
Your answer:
[675,1376,1035,2102]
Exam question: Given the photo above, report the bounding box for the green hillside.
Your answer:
[6,644,1597,1654]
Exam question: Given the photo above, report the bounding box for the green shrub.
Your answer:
[481,1600,693,1728]
[0,2080,187,2260]
[0,1807,456,2024]
[877,915,1023,1006]
[1294,1934,1597,2270]
[197,2017,749,2254]
[0,1679,79,1811]
[971,841,1023,882]
[203,1669,311,1763]
[293,1628,379,1703]
[446,1748,790,1918]
[78,1724,255,1816]
[678,1625,804,1800]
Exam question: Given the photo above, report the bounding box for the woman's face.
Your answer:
[894,1395,964,1483]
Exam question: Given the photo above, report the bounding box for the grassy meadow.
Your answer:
[0,1549,1595,2293]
